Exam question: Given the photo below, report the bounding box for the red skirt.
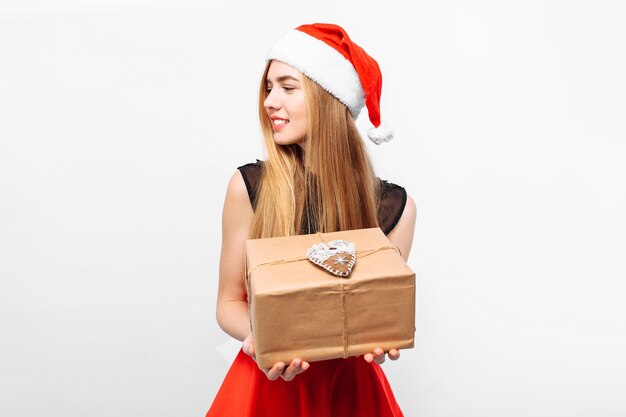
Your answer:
[206,348,404,417]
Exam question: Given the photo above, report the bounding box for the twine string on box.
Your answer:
[247,245,399,276]
[340,277,348,357]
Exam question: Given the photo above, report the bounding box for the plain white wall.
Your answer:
[1,0,625,416]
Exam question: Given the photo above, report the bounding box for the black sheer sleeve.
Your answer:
[377,180,408,235]
[237,160,264,210]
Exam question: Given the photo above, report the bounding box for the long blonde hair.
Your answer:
[250,62,380,239]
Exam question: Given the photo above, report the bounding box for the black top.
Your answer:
[238,160,407,236]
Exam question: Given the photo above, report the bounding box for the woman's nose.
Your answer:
[264,89,279,110]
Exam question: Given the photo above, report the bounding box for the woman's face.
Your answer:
[263,60,308,146]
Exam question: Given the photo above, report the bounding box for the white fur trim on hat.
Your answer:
[367,121,394,145]
[266,29,366,119]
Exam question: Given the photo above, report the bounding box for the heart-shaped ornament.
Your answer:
[306,240,356,277]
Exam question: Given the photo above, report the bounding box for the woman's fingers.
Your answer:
[364,348,385,363]
[246,336,310,381]
[388,348,400,360]
[373,347,385,364]
[280,358,310,382]
[263,362,286,381]
[364,348,400,364]
[260,358,311,381]
[280,358,301,382]
[242,334,255,358]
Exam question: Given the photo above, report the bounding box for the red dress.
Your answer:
[206,349,404,417]
[206,161,409,417]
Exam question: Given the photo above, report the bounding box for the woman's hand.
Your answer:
[242,334,310,381]
[363,347,400,365]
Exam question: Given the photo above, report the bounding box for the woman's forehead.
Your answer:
[266,60,303,82]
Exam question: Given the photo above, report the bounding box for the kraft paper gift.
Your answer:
[245,227,415,369]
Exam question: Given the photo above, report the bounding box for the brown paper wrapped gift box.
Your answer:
[245,227,415,369]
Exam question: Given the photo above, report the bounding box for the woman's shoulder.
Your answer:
[237,160,265,210]
[377,178,408,235]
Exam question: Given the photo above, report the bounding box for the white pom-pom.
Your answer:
[367,121,394,145]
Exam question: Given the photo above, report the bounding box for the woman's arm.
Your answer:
[216,170,254,341]
[364,194,417,364]
[216,170,310,381]
[387,195,417,262]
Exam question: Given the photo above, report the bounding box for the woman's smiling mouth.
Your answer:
[271,118,289,130]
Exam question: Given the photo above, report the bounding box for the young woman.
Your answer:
[207,23,417,417]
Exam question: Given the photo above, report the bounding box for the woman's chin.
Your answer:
[272,136,307,147]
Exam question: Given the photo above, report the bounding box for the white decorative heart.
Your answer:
[306,240,356,277]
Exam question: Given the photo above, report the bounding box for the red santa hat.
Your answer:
[266,23,394,144]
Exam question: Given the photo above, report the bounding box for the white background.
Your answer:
[1,1,625,416]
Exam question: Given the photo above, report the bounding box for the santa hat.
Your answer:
[266,23,394,144]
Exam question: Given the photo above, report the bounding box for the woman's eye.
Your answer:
[265,86,294,94]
